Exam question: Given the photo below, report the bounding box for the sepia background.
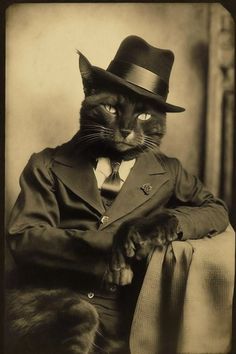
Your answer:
[5,3,235,261]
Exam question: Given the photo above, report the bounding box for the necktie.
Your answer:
[100,160,122,199]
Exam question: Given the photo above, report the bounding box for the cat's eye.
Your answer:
[103,104,117,114]
[137,113,152,121]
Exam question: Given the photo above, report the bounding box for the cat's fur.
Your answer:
[6,288,99,354]
[6,53,178,354]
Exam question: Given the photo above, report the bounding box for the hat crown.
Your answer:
[110,35,174,84]
[80,35,185,112]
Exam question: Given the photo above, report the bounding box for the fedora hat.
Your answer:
[78,35,185,112]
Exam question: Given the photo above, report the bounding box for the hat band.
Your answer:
[107,60,169,99]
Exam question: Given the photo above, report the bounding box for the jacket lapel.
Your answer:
[99,151,170,229]
[51,138,105,215]
[51,137,169,224]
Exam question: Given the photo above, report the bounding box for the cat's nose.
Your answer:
[120,129,131,138]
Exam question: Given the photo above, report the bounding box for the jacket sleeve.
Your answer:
[7,152,113,279]
[167,158,229,240]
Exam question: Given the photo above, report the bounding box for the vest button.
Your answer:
[87,292,95,299]
[101,215,109,224]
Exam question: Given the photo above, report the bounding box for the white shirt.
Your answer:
[94,157,136,189]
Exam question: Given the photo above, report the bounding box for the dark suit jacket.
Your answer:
[7,135,229,286]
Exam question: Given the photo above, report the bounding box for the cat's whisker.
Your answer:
[78,131,112,140]
[79,133,112,140]
[77,138,102,145]
[77,137,101,144]
[79,129,104,135]
[95,329,107,339]
[80,124,113,132]
[80,128,112,134]
[87,124,113,130]
[144,140,157,147]
[144,136,159,146]
[92,342,107,352]
[144,136,162,146]
[143,141,159,151]
[144,135,158,142]
[79,132,102,136]
[145,139,160,146]
[77,132,104,140]
[76,133,111,147]
[76,138,101,145]
[144,142,158,150]
[77,135,111,144]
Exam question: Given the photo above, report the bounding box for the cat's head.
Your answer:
[78,53,167,159]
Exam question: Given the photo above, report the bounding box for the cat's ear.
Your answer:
[76,50,94,96]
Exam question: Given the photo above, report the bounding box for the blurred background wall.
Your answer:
[5,3,235,225]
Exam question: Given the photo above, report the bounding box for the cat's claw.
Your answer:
[104,265,134,286]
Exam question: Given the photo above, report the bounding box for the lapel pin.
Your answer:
[140,183,152,195]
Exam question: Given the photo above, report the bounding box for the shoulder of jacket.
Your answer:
[26,134,79,169]
[27,147,57,169]
[154,151,181,171]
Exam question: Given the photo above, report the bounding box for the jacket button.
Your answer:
[101,215,109,224]
[87,292,95,299]
[109,284,118,292]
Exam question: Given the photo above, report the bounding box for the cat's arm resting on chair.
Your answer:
[107,157,229,283]
[166,158,229,240]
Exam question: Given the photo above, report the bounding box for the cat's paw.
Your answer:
[124,225,155,260]
[150,212,180,246]
[117,213,180,260]
[104,266,134,286]
[104,250,133,286]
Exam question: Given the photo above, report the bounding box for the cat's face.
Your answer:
[79,88,166,157]
[77,52,166,158]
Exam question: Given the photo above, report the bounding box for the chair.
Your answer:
[130,225,235,354]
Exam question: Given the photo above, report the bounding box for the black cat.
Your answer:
[6,36,228,354]
[77,52,181,286]
[6,51,174,354]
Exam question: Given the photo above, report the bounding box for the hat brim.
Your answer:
[92,66,185,113]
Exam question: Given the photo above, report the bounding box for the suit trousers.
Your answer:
[78,289,131,354]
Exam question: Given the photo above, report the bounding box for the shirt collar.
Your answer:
[95,157,136,181]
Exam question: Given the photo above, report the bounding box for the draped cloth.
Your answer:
[130,225,235,354]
